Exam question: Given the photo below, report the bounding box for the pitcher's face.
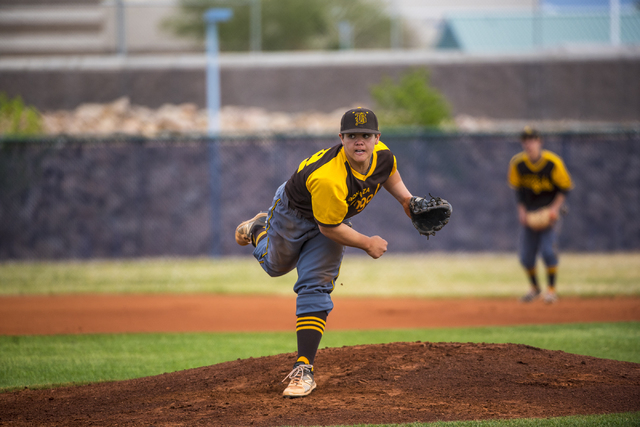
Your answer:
[340,133,379,169]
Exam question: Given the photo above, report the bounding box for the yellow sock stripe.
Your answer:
[254,230,267,245]
[296,315,326,334]
[296,325,325,334]
[547,266,558,275]
[296,316,326,327]
[296,321,325,332]
[296,356,310,365]
[526,268,536,276]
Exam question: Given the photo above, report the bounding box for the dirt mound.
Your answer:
[2,342,639,426]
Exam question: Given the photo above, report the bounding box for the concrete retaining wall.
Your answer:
[1,50,639,121]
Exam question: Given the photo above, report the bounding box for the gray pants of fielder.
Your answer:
[519,225,559,270]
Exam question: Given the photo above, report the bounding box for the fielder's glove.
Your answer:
[409,194,452,238]
[525,206,562,231]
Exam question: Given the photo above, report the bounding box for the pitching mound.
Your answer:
[2,341,639,426]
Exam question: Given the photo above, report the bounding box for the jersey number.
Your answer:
[354,194,374,212]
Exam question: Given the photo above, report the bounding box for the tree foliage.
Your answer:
[0,93,42,137]
[370,69,453,129]
[163,0,395,51]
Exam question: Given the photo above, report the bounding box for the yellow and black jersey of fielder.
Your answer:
[508,149,573,211]
[284,141,397,227]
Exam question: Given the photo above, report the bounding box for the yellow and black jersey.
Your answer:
[284,141,397,227]
[508,149,573,211]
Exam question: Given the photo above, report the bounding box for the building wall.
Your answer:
[1,51,639,121]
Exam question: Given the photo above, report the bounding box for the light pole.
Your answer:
[204,8,232,257]
[204,8,233,136]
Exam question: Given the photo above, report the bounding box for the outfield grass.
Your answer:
[1,322,638,391]
[0,252,639,297]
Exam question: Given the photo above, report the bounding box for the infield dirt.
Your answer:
[1,296,639,426]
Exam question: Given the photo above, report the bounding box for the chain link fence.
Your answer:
[1,130,638,260]
[4,1,638,57]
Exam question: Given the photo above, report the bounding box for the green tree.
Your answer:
[164,0,395,51]
[0,93,42,137]
[162,0,252,51]
[370,69,453,130]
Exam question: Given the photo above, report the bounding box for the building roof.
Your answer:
[436,11,640,52]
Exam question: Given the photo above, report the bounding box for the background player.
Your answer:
[235,107,415,398]
[508,127,573,304]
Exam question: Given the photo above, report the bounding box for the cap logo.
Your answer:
[354,111,368,126]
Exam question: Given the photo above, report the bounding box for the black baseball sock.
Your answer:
[250,216,267,247]
[526,267,540,290]
[251,226,266,246]
[295,311,327,367]
[547,266,557,290]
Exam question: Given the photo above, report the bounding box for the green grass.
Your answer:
[308,411,640,426]
[1,254,638,426]
[1,322,638,392]
[1,252,639,297]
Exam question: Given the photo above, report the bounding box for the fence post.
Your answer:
[250,0,262,52]
[610,0,621,46]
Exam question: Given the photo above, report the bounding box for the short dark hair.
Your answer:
[520,126,540,141]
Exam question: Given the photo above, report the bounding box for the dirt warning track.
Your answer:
[1,295,638,335]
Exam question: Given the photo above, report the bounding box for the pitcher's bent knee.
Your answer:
[260,260,296,278]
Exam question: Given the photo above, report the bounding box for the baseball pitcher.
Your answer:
[235,107,451,398]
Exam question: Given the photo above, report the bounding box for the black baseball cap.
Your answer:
[520,126,540,140]
[340,107,380,135]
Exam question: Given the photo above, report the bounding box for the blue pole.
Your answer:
[204,8,233,136]
[203,9,232,257]
[208,140,222,256]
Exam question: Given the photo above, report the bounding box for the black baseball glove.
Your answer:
[409,194,452,238]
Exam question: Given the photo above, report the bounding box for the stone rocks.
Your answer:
[41,98,637,137]
[42,97,346,137]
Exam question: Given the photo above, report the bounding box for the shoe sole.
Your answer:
[235,212,267,246]
[520,292,541,303]
[282,383,316,398]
